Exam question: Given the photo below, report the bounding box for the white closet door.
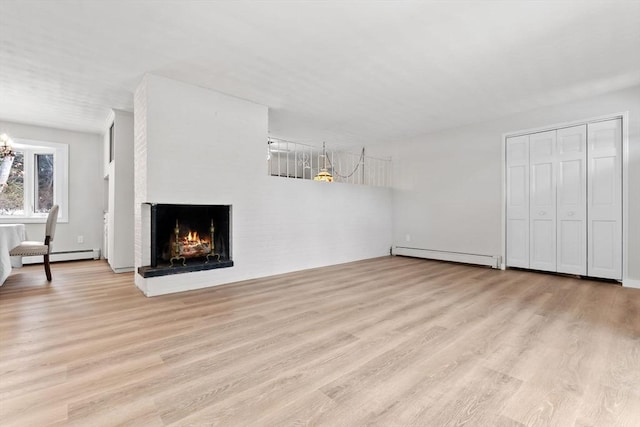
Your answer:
[556,125,587,275]
[506,135,529,268]
[529,130,556,272]
[588,119,622,279]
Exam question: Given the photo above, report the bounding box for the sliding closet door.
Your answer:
[506,135,529,268]
[556,125,587,275]
[529,130,557,272]
[588,119,622,279]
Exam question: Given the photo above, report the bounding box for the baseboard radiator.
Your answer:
[393,246,501,269]
[21,249,101,265]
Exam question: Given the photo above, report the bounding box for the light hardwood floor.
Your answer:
[1,257,639,426]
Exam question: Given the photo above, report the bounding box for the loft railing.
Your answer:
[267,138,391,187]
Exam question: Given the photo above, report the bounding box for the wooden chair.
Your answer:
[10,205,59,281]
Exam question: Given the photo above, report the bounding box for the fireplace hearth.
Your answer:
[138,203,233,278]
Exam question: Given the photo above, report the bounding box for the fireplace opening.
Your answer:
[138,203,233,278]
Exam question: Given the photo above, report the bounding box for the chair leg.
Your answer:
[44,254,52,281]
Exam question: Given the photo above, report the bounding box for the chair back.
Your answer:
[46,205,60,242]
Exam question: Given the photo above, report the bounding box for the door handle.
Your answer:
[568,211,575,217]
[538,211,546,216]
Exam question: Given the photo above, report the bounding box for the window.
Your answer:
[0,139,68,222]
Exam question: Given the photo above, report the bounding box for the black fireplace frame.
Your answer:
[138,203,234,278]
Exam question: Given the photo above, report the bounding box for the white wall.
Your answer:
[391,85,640,284]
[104,110,135,272]
[135,75,392,296]
[0,120,104,254]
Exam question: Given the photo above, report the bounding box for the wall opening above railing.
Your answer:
[267,138,391,187]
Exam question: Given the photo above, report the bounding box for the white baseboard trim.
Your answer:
[393,246,501,268]
[21,249,101,265]
[623,278,640,289]
[111,266,135,273]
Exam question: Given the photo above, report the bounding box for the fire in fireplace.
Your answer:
[138,203,233,278]
[169,218,219,266]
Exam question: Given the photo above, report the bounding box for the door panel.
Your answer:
[558,132,582,154]
[559,220,583,270]
[507,138,528,163]
[591,221,616,271]
[532,163,554,206]
[587,119,622,279]
[509,165,527,207]
[529,130,556,272]
[531,219,555,269]
[558,160,581,206]
[507,219,528,267]
[591,157,615,206]
[556,125,586,274]
[506,135,529,268]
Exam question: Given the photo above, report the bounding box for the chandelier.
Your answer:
[313,142,334,182]
[0,133,14,158]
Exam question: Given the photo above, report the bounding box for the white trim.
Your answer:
[503,112,629,138]
[20,249,100,264]
[111,266,134,273]
[501,126,507,270]
[393,246,501,268]
[621,112,630,285]
[623,279,640,289]
[501,112,628,282]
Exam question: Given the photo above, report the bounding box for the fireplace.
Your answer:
[138,203,233,278]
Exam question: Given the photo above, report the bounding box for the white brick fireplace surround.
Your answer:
[134,74,392,296]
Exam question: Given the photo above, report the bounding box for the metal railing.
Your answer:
[267,138,391,187]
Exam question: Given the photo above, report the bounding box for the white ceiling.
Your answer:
[1,0,639,145]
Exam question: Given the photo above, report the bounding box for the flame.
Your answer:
[186,230,200,242]
[170,224,213,259]
[180,230,209,245]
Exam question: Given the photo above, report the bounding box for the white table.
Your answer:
[0,224,26,285]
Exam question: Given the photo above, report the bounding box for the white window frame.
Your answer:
[0,138,68,223]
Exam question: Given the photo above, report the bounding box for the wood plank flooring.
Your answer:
[1,256,639,426]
